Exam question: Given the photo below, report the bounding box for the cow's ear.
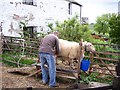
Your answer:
[79,39,83,46]
[79,42,82,45]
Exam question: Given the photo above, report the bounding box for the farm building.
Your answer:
[0,0,82,37]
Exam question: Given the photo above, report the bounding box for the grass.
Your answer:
[80,72,113,85]
[2,51,36,67]
[2,51,115,85]
[20,59,36,65]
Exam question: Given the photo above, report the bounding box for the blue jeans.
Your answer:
[39,53,56,87]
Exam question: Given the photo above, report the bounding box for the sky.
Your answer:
[76,0,120,23]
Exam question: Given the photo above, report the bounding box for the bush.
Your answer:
[80,72,113,85]
[48,16,93,42]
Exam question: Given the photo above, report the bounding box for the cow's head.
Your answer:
[83,41,96,53]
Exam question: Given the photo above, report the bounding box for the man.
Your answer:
[39,31,60,87]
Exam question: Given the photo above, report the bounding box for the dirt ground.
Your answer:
[1,63,78,89]
[1,63,112,90]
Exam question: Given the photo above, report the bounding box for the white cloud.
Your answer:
[77,0,119,23]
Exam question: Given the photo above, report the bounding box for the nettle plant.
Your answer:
[16,13,34,67]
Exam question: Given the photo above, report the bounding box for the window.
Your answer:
[68,3,72,15]
[22,0,36,6]
[23,26,37,39]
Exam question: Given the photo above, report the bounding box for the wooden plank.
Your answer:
[96,54,115,77]
[83,85,112,90]
[34,63,78,74]
[90,66,116,72]
[96,51,120,55]
[93,57,118,62]
[26,69,41,78]
[85,56,118,62]
[35,63,80,80]
[57,67,77,73]
[91,62,117,66]
[3,43,39,49]
[8,67,37,75]
[89,71,115,76]
[93,43,120,47]
[57,74,76,80]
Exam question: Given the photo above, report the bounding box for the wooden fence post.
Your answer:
[0,22,3,90]
[0,22,2,60]
[0,22,3,61]
[89,52,93,75]
[112,58,120,90]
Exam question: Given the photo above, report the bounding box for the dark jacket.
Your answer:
[39,34,60,55]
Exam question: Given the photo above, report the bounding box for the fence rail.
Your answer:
[2,36,120,77]
[87,43,120,77]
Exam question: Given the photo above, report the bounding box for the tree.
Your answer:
[109,14,120,44]
[94,14,113,35]
[48,16,93,42]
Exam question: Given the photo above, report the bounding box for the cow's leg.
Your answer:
[68,58,72,65]
[68,58,77,69]
[61,57,70,65]
[55,55,59,65]
[72,60,76,69]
